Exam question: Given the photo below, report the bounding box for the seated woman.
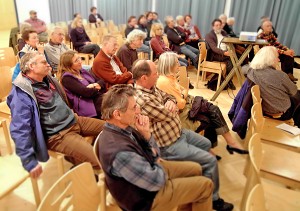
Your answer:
[150,23,188,67]
[156,52,248,154]
[70,17,100,57]
[57,50,106,119]
[244,46,300,127]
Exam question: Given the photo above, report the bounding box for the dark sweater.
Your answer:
[116,43,138,72]
[70,28,91,51]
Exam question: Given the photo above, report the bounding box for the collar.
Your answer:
[105,122,133,137]
[22,73,50,87]
[135,84,156,94]
[49,40,62,46]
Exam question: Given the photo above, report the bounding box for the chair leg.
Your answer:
[30,177,41,207]
[217,73,221,90]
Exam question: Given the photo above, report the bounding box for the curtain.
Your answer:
[72,0,95,21]
[49,0,73,23]
[230,0,300,55]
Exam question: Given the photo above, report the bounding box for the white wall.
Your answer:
[16,0,51,24]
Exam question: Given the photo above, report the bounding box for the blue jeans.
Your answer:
[179,57,188,67]
[137,44,151,55]
[180,44,199,68]
[160,129,219,201]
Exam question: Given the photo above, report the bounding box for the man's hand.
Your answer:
[284,49,294,57]
[164,100,178,113]
[135,114,151,140]
[30,164,43,179]
[224,51,231,57]
[36,43,44,54]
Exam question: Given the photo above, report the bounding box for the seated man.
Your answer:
[205,18,236,90]
[97,84,213,211]
[116,29,146,72]
[44,26,69,73]
[133,60,234,211]
[88,6,104,28]
[25,10,48,43]
[258,20,300,82]
[91,35,133,89]
[164,16,199,69]
[7,52,104,178]
[125,16,138,37]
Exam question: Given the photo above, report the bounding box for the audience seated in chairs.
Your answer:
[25,10,48,43]
[91,35,133,89]
[176,15,199,50]
[137,14,151,44]
[125,16,138,37]
[57,50,106,119]
[226,17,237,37]
[184,14,203,48]
[150,23,188,67]
[44,26,69,73]
[97,84,213,211]
[7,52,105,179]
[88,6,104,28]
[257,16,278,37]
[164,16,199,69]
[70,17,100,57]
[132,59,234,211]
[205,18,236,90]
[243,46,300,127]
[156,52,248,154]
[116,29,145,72]
[258,20,300,82]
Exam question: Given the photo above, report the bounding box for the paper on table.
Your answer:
[276,123,300,135]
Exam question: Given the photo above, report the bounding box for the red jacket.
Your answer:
[92,50,133,89]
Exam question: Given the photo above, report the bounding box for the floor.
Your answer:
[1,29,300,211]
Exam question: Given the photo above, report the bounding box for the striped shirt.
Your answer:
[135,85,182,147]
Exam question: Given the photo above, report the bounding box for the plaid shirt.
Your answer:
[258,32,288,54]
[135,84,182,147]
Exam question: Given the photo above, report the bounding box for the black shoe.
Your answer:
[216,155,222,161]
[288,73,298,81]
[226,145,249,154]
[213,198,234,211]
[189,82,194,89]
[294,62,300,69]
[228,81,236,90]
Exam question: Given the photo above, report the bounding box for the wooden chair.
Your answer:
[177,66,190,90]
[0,130,40,207]
[0,119,12,155]
[245,184,266,211]
[0,66,12,119]
[196,41,226,89]
[37,163,105,211]
[0,47,18,67]
[241,133,300,211]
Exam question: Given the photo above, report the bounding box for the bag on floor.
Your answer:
[205,74,228,91]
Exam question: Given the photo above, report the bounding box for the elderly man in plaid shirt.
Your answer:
[97,84,213,211]
[133,60,234,211]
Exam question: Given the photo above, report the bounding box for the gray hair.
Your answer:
[101,84,136,120]
[165,16,174,25]
[157,52,179,76]
[50,26,64,36]
[176,15,184,22]
[126,29,146,44]
[227,17,235,25]
[20,22,32,34]
[219,14,227,22]
[250,46,278,69]
[20,52,40,74]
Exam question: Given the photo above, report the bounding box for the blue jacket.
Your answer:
[228,79,254,139]
[7,74,67,172]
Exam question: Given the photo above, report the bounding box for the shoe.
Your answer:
[288,73,298,81]
[226,145,249,154]
[213,198,234,211]
[216,155,222,161]
[189,82,194,89]
[294,62,300,69]
[228,81,236,90]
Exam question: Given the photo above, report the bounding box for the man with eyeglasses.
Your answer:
[7,52,105,179]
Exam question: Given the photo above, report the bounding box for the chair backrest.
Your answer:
[251,103,265,134]
[0,66,13,100]
[0,47,17,67]
[198,41,207,64]
[251,85,261,104]
[177,66,189,90]
[37,162,102,211]
[245,184,267,211]
[93,135,101,167]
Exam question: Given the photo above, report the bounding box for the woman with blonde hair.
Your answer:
[157,52,248,155]
[70,17,100,57]
[57,50,106,118]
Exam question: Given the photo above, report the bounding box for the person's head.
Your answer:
[22,29,39,48]
[57,50,82,81]
[219,14,227,28]
[71,17,83,28]
[184,15,192,24]
[126,29,146,49]
[157,52,179,76]
[227,17,235,26]
[20,52,51,80]
[102,35,118,56]
[50,26,65,44]
[150,23,164,37]
[133,60,158,89]
[101,84,138,128]
[73,13,81,19]
[127,16,137,27]
[90,6,97,15]
[153,12,158,20]
[146,11,153,21]
[20,22,33,34]
[260,16,270,23]
[137,15,147,25]
[165,16,175,28]
[261,20,273,33]
[29,10,37,20]
[250,46,279,70]
[212,19,222,33]
[176,15,185,27]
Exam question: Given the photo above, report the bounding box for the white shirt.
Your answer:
[104,52,122,75]
[216,32,227,51]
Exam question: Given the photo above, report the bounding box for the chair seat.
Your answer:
[202,61,226,70]
[0,155,30,198]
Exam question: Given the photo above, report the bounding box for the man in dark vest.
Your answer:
[97,84,213,211]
